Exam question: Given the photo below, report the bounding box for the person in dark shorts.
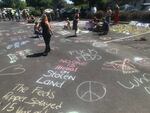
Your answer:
[102,19,109,35]
[100,18,109,35]
[38,14,53,56]
[72,10,79,36]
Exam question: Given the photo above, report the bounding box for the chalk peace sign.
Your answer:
[0,64,25,76]
[76,81,106,102]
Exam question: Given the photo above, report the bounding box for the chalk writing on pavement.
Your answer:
[69,49,102,62]
[36,69,76,88]
[117,73,150,95]
[55,59,87,72]
[7,49,32,64]
[0,84,63,113]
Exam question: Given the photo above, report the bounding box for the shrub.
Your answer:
[119,12,130,21]
[30,9,41,17]
[94,10,104,19]
[119,11,150,22]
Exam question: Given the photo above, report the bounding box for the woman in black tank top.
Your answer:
[40,14,53,56]
[73,10,79,36]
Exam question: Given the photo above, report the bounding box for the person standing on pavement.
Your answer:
[38,14,53,56]
[114,3,120,24]
[106,7,112,25]
[72,10,80,37]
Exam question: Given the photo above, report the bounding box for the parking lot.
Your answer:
[0,20,150,113]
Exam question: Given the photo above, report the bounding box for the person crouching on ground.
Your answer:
[100,17,109,35]
[64,17,71,30]
[38,14,53,56]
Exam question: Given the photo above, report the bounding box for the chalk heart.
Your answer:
[0,64,25,76]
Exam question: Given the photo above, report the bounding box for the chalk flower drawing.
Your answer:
[0,64,25,76]
[102,59,139,74]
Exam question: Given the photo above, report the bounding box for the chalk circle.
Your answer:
[76,81,106,102]
[134,57,150,66]
[92,42,108,48]
[99,36,112,41]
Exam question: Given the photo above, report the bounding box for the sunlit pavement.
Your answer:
[0,21,150,113]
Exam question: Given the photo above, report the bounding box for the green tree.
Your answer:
[26,0,52,8]
[51,0,67,9]
[0,1,3,8]
[1,0,15,8]
[70,0,110,7]
[71,0,112,8]
[70,0,86,5]
[16,1,27,10]
[0,0,26,9]
[26,0,67,9]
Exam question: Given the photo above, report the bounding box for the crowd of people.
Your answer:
[84,4,120,35]
[0,3,120,56]
[33,3,120,56]
[0,8,35,22]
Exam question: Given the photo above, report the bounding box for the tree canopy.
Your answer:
[0,0,67,9]
[26,0,67,9]
[26,0,52,8]
[0,0,26,9]
[70,0,111,9]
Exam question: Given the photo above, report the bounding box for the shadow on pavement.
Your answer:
[65,35,77,38]
[134,37,147,41]
[26,52,44,58]
[29,36,39,39]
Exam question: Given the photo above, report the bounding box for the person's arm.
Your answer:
[46,21,53,35]
[37,23,41,31]
[77,14,79,21]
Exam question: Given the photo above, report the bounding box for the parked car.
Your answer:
[141,3,150,12]
[120,4,138,12]
[62,8,79,20]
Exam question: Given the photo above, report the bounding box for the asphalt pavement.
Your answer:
[0,20,150,113]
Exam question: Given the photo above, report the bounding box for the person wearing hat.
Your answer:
[38,14,53,56]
